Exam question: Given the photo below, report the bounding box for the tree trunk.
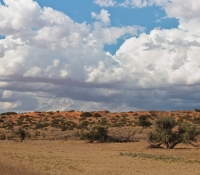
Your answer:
[169,141,179,149]
[164,141,179,149]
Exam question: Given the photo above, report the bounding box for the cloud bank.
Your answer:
[0,0,200,112]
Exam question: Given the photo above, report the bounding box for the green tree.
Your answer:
[82,126,108,143]
[147,116,200,149]
[138,115,152,128]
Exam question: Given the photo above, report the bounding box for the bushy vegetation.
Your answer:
[147,116,200,149]
[81,126,108,143]
[0,110,200,145]
[94,113,102,118]
[194,108,200,112]
[35,122,49,129]
[80,112,92,118]
[0,132,6,140]
[6,120,14,129]
[137,115,152,127]
[1,112,17,115]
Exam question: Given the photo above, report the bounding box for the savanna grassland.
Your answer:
[1,140,200,175]
[1,110,200,175]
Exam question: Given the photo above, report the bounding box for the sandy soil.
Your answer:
[0,140,200,175]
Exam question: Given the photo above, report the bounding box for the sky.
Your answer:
[0,0,200,113]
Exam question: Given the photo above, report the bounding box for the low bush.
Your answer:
[0,132,6,140]
[194,108,200,112]
[61,126,68,131]
[137,115,152,127]
[193,117,200,124]
[1,112,17,115]
[50,119,60,127]
[104,110,110,113]
[35,123,49,129]
[133,112,139,116]
[94,113,102,118]
[47,111,54,115]
[182,115,193,122]
[80,112,92,118]
[38,113,46,116]
[6,120,14,129]
[81,126,108,143]
[81,121,89,126]
[100,118,108,125]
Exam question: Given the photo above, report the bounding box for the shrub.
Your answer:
[177,117,184,124]
[193,117,200,124]
[61,125,68,131]
[38,113,46,116]
[22,124,30,128]
[34,111,42,113]
[194,108,200,112]
[133,112,139,116]
[51,119,60,125]
[137,115,152,128]
[47,111,54,115]
[17,120,24,125]
[147,116,200,149]
[122,114,128,117]
[104,110,110,113]
[76,125,88,130]
[26,118,32,123]
[81,126,108,143]
[1,112,17,115]
[0,132,6,140]
[182,115,193,121]
[80,112,92,118]
[111,123,125,127]
[100,118,108,125]
[61,123,77,131]
[149,110,158,117]
[6,120,14,129]
[35,123,49,129]
[81,121,89,126]
[94,113,102,118]
[7,134,15,140]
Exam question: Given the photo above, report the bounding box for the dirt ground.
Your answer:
[0,140,200,175]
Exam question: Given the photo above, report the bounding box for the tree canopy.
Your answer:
[147,116,200,149]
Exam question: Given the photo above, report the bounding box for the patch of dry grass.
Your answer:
[0,159,42,175]
[1,140,200,175]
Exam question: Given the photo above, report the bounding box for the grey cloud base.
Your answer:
[0,0,200,112]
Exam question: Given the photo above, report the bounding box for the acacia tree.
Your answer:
[147,116,200,149]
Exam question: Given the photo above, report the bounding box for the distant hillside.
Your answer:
[0,110,200,141]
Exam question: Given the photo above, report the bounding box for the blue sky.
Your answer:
[32,0,179,54]
[0,0,200,112]
[0,0,178,52]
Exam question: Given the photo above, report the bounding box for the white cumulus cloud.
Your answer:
[91,9,111,25]
[1,0,200,112]
[93,0,116,7]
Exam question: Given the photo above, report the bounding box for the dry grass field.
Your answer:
[1,110,200,174]
[1,140,200,175]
